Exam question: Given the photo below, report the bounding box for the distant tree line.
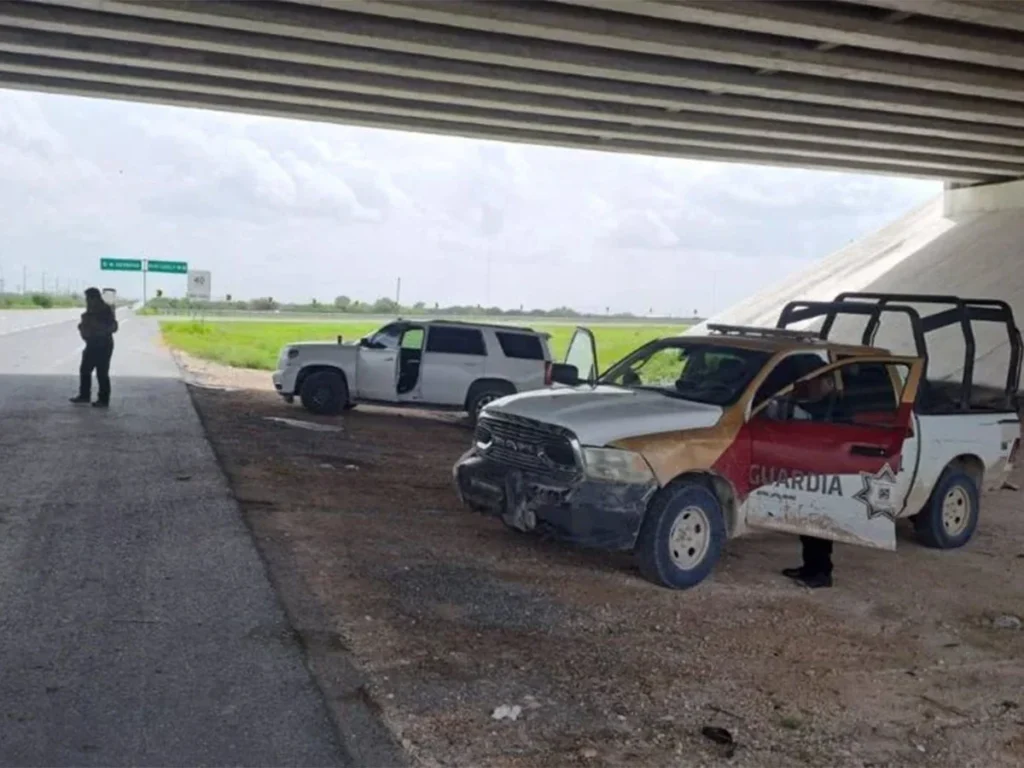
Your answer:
[142,294,701,321]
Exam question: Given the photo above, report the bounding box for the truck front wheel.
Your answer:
[913,470,980,549]
[300,370,349,415]
[635,481,725,589]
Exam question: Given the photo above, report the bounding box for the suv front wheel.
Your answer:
[300,370,349,415]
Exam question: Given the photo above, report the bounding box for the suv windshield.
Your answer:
[600,340,771,406]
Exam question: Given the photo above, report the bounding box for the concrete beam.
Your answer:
[3,20,1024,149]
[20,0,1024,125]
[2,52,1018,179]
[552,0,1024,72]
[0,73,992,183]
[302,0,1024,99]
[554,0,1024,71]
[1,34,1022,164]
[840,0,1024,34]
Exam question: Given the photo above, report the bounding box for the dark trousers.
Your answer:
[800,536,833,576]
[79,340,114,402]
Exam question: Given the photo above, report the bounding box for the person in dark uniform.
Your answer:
[780,372,838,589]
[70,287,118,408]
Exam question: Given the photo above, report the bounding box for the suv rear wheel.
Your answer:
[300,370,349,415]
[467,381,515,423]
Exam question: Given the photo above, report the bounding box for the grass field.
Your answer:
[160,319,690,371]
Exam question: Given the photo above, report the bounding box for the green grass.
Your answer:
[159,319,690,371]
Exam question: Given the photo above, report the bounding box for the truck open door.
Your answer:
[564,327,598,384]
[743,355,924,550]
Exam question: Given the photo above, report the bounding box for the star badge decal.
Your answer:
[853,464,899,521]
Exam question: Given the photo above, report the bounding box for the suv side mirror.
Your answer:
[550,363,580,386]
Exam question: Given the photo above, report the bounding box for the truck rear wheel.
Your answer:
[300,370,348,415]
[913,470,979,549]
[636,481,725,589]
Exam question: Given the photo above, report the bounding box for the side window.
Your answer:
[367,323,402,350]
[426,326,486,356]
[496,332,544,360]
[837,362,899,422]
[758,361,909,427]
[401,327,424,350]
[752,353,827,408]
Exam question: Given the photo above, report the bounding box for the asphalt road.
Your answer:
[0,311,348,767]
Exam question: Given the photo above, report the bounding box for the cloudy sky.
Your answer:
[0,87,940,316]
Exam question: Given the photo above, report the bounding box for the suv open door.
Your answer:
[744,354,924,550]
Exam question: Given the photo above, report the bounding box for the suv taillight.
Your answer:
[544,361,553,386]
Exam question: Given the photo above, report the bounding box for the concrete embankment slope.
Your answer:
[692,180,1024,389]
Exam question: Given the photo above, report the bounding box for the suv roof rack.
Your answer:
[776,292,1022,412]
[707,323,822,342]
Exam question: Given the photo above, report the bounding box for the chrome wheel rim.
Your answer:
[668,506,711,569]
[941,486,971,536]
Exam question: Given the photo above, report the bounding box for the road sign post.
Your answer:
[100,258,188,306]
[187,270,212,300]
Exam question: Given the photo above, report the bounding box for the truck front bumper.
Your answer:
[454,452,657,551]
[272,368,297,398]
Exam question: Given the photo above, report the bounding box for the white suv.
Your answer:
[273,320,554,421]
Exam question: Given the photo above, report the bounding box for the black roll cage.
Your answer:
[776,292,1022,412]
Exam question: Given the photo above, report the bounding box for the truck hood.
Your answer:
[484,385,724,446]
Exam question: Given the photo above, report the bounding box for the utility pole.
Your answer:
[41,271,46,293]
[395,276,401,308]
[0,264,5,295]
[142,259,148,307]
[22,266,26,295]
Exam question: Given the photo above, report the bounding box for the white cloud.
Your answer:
[0,88,940,314]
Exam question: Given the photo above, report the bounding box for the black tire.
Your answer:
[912,469,980,549]
[299,370,348,415]
[635,481,726,589]
[467,382,514,423]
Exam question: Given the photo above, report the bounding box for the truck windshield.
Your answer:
[600,341,770,406]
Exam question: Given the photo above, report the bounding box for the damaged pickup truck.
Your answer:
[454,293,1022,589]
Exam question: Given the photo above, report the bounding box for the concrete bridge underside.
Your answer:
[1,1,1024,184]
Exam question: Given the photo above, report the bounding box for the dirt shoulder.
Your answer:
[188,379,1024,767]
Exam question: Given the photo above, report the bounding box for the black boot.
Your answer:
[92,400,109,409]
[69,395,90,404]
[796,571,833,589]
[782,566,810,580]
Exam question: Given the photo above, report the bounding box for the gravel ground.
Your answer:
[186,372,1024,768]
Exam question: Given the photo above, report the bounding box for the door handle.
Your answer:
[382,356,395,362]
[850,444,888,457]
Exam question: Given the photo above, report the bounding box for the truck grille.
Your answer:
[476,414,579,477]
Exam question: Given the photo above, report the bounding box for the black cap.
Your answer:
[84,287,101,298]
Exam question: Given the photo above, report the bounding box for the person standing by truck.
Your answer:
[70,287,118,408]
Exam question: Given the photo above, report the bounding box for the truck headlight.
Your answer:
[582,447,654,484]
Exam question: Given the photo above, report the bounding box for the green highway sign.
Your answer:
[100,258,142,272]
[147,260,188,274]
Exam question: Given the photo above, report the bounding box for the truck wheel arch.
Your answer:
[945,454,985,489]
[654,471,741,538]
